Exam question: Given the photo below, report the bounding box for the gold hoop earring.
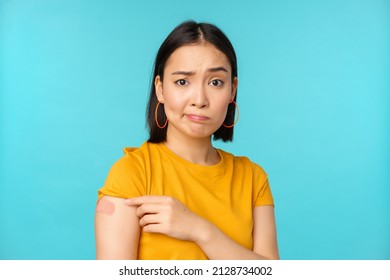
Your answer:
[222,100,239,128]
[155,102,168,129]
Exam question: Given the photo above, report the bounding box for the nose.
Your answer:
[191,84,208,108]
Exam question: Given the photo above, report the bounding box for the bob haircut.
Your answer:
[146,20,238,143]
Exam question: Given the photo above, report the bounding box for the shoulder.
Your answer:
[218,149,272,206]
[100,142,155,199]
[114,142,155,167]
[218,149,268,177]
[107,142,156,177]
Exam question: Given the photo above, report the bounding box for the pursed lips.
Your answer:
[185,114,209,121]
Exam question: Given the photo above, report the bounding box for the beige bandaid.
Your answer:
[96,198,115,215]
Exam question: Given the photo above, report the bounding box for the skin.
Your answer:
[95,43,280,260]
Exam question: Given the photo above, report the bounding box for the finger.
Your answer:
[139,213,162,228]
[124,195,173,206]
[136,203,167,218]
[142,223,164,234]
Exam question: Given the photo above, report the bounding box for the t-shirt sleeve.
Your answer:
[97,155,146,200]
[251,162,274,207]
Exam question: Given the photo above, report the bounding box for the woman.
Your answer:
[95,20,279,260]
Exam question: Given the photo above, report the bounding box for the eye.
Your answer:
[209,79,224,87]
[175,79,189,86]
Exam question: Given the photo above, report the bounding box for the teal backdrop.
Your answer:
[0,0,389,259]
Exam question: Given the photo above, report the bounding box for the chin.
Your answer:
[170,123,217,140]
[187,129,216,140]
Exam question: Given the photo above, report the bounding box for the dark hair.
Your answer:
[146,20,238,143]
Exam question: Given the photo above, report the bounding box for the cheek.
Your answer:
[213,99,231,122]
[162,91,187,113]
[213,96,231,112]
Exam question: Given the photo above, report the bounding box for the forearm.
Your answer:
[194,219,272,260]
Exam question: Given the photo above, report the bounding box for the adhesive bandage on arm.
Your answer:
[96,198,115,215]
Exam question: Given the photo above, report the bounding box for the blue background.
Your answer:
[0,0,389,260]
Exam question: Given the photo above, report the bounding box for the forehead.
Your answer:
[164,43,231,71]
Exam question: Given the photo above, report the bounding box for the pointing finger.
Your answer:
[124,195,173,206]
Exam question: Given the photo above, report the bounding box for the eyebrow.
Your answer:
[171,67,228,75]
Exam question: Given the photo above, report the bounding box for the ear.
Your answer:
[231,77,238,100]
[155,75,164,103]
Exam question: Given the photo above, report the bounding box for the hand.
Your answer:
[124,196,206,241]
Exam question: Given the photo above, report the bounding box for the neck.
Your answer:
[164,133,220,166]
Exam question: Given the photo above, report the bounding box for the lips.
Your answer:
[186,114,209,121]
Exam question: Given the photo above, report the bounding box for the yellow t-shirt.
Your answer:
[98,142,274,260]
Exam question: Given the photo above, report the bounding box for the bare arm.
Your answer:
[94,196,140,259]
[252,205,280,259]
[195,205,279,259]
